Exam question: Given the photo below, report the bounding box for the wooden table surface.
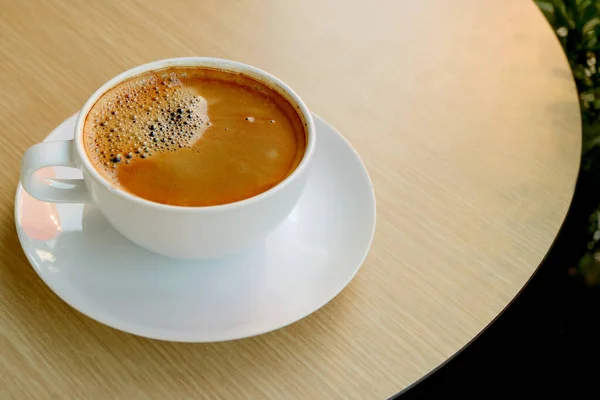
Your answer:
[0,0,581,399]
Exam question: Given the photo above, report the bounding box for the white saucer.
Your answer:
[15,113,376,342]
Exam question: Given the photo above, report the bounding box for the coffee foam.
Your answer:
[84,71,216,181]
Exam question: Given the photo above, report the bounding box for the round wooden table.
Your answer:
[0,1,580,399]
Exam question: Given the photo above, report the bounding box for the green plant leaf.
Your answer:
[583,17,600,34]
[536,1,556,23]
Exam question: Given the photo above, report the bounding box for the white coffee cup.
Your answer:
[20,57,316,259]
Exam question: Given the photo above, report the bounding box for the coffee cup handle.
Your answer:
[20,140,92,203]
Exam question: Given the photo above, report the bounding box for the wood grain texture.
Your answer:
[0,0,580,399]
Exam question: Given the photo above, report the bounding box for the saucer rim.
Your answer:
[14,112,377,342]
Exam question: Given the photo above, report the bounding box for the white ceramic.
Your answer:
[15,113,376,342]
[20,57,316,259]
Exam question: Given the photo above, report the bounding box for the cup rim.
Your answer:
[75,57,315,212]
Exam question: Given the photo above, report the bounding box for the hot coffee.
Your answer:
[83,67,306,207]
